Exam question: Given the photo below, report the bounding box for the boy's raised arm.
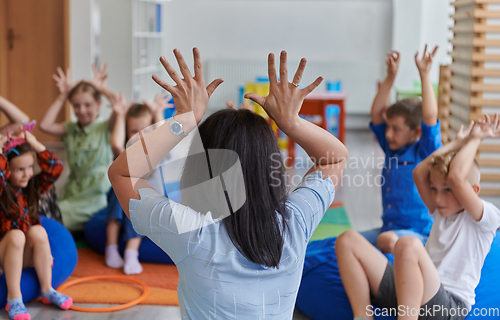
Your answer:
[415,45,438,126]
[448,115,500,221]
[371,51,400,125]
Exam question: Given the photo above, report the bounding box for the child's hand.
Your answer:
[471,113,500,140]
[226,100,254,112]
[455,120,474,142]
[109,93,129,116]
[91,62,108,88]
[143,92,171,114]
[415,44,438,75]
[386,51,400,78]
[52,67,74,97]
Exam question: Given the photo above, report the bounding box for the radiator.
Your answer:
[204,59,383,114]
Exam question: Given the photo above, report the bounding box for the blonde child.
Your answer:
[103,92,168,274]
[0,129,72,320]
[39,64,117,232]
[336,115,500,320]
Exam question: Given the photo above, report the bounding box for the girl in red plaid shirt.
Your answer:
[0,130,72,320]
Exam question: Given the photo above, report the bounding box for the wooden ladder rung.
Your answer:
[451,51,500,62]
[480,188,500,196]
[453,0,500,7]
[481,173,500,181]
[478,158,500,167]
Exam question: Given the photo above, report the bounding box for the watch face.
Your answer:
[171,122,182,135]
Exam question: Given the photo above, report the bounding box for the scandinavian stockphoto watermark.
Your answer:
[270,151,397,189]
[126,114,247,234]
[126,115,397,234]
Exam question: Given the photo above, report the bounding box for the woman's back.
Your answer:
[129,171,335,319]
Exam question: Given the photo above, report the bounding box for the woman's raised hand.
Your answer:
[244,51,323,130]
[152,48,223,124]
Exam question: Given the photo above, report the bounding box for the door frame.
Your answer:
[0,0,70,119]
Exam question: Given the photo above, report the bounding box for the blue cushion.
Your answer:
[0,217,77,308]
[84,209,174,265]
[296,232,500,320]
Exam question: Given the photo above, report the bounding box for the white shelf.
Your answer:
[133,65,164,75]
[133,32,163,38]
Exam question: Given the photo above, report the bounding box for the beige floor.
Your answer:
[0,129,384,320]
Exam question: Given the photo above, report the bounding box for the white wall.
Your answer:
[392,0,452,90]
[69,0,454,117]
[163,0,393,72]
[70,0,93,83]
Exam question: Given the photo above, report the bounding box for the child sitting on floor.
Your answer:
[102,92,168,274]
[362,45,442,253]
[39,64,117,232]
[0,128,72,320]
[336,115,500,320]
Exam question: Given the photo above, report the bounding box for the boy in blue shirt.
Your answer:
[362,45,442,253]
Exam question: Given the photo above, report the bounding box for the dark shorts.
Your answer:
[371,262,469,320]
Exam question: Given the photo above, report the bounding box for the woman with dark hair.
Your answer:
[108,48,348,319]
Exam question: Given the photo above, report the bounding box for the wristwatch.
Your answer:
[168,117,188,138]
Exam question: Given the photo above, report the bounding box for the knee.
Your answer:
[377,232,398,254]
[394,236,423,259]
[4,229,26,249]
[26,225,49,243]
[335,229,361,253]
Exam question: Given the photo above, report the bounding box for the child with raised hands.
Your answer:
[102,91,169,274]
[0,128,72,320]
[336,115,500,320]
[39,64,117,232]
[363,45,442,253]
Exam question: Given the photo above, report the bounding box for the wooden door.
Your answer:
[0,0,69,142]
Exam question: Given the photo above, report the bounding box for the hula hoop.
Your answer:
[56,275,150,312]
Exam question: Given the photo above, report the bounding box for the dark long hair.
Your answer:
[1,143,40,224]
[179,109,289,268]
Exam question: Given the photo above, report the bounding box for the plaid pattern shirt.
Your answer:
[0,150,63,238]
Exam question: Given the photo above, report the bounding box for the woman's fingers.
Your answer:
[292,58,307,88]
[301,76,323,96]
[152,74,175,95]
[193,47,204,81]
[268,53,278,87]
[206,78,224,98]
[279,51,288,87]
[244,93,266,107]
[159,56,183,86]
[173,49,193,81]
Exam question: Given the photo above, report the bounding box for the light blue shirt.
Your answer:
[129,171,335,319]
